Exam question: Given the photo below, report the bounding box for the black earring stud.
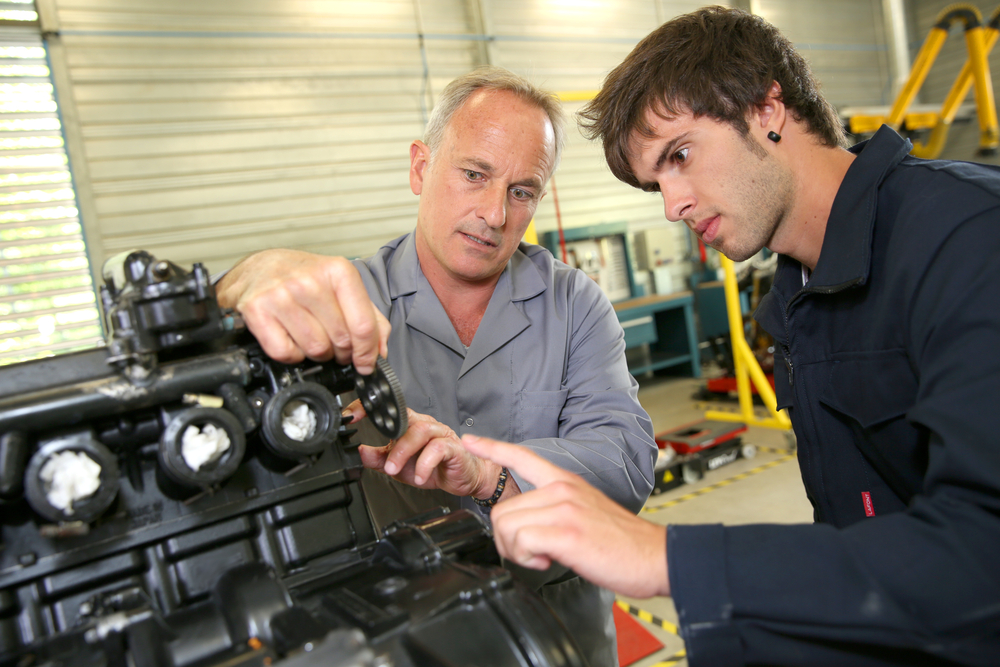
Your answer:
[767,131,781,143]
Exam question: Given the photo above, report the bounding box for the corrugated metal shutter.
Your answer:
[34,0,897,297]
[0,0,102,364]
[40,0,483,281]
[757,0,892,109]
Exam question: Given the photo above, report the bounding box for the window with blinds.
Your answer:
[0,1,102,365]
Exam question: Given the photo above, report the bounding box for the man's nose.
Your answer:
[662,182,694,222]
[478,184,507,228]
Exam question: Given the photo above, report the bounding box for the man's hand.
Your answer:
[462,434,670,599]
[216,249,389,374]
[348,401,519,501]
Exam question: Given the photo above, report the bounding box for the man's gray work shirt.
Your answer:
[352,232,657,515]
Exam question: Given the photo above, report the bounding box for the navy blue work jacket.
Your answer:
[668,126,1000,666]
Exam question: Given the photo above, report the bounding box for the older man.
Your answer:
[218,66,657,666]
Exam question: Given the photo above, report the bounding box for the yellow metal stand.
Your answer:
[849,3,999,158]
[703,256,793,432]
[912,6,1000,157]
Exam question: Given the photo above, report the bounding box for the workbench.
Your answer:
[614,291,701,378]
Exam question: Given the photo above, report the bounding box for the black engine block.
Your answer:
[0,250,584,667]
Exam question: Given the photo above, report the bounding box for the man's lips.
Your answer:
[693,215,721,244]
[461,232,499,248]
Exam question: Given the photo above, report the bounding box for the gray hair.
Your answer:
[423,66,566,177]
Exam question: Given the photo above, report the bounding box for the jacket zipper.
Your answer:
[780,277,862,387]
[780,298,793,387]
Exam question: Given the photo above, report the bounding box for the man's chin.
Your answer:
[716,239,763,264]
[722,250,756,263]
[447,263,506,285]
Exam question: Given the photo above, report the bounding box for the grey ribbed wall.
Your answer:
[36,0,894,287]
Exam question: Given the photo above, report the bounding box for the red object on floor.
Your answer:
[614,604,664,666]
[655,419,748,455]
[705,372,776,395]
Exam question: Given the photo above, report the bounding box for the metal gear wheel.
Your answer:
[354,356,408,439]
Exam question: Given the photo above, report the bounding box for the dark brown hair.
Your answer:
[579,6,847,188]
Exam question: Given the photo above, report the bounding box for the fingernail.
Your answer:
[414,475,424,485]
[384,461,397,475]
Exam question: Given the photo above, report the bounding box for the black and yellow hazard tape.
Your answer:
[649,650,687,667]
[615,600,687,665]
[642,449,796,515]
[616,600,678,635]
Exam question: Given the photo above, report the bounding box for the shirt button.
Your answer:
[465,418,474,427]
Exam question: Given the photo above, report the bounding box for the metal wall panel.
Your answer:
[39,0,893,292]
[757,0,892,107]
[40,0,481,279]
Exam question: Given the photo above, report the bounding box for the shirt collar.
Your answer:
[385,233,420,300]
[804,125,912,291]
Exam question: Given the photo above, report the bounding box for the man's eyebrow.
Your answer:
[653,131,690,171]
[511,176,543,191]
[463,157,542,192]
[466,158,495,174]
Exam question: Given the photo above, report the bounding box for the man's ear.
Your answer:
[409,140,430,195]
[756,81,787,136]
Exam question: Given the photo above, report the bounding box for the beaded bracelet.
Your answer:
[473,467,509,509]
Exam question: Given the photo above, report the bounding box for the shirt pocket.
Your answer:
[818,349,925,502]
[819,349,917,428]
[517,389,569,442]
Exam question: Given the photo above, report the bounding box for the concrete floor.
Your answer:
[619,373,815,667]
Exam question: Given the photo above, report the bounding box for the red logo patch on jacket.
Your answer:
[862,491,875,517]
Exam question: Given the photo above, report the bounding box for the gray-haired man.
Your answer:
[218,66,658,665]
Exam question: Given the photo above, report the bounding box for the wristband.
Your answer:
[473,467,509,509]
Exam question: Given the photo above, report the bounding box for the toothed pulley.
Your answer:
[355,356,407,439]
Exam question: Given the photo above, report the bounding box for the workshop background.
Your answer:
[2,2,996,665]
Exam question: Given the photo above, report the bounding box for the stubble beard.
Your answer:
[717,145,794,263]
